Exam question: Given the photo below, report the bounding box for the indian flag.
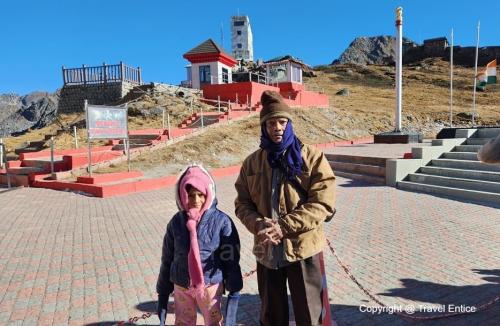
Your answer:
[486,59,497,83]
[476,71,487,91]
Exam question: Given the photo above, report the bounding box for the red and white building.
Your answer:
[182,39,328,108]
[183,39,237,90]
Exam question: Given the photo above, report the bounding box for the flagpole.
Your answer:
[450,28,454,128]
[472,21,480,127]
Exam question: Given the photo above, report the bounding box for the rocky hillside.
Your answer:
[0,92,59,137]
[333,35,499,67]
[332,36,418,66]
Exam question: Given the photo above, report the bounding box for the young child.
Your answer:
[156,164,243,325]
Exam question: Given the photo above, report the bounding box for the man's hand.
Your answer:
[256,219,283,245]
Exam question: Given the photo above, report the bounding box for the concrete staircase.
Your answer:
[398,128,500,204]
[177,103,256,129]
[326,154,386,185]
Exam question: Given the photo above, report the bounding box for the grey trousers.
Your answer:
[257,252,325,326]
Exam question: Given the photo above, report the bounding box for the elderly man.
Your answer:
[478,134,500,163]
[235,90,336,325]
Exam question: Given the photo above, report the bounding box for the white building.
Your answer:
[183,39,237,90]
[231,16,254,62]
[264,55,306,85]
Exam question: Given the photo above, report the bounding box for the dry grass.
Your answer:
[3,58,499,178]
[312,58,500,128]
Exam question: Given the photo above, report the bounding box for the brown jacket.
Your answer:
[234,144,336,266]
[478,134,500,163]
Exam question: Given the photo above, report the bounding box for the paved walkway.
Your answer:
[0,173,498,325]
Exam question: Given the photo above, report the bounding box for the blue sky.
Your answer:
[1,0,498,94]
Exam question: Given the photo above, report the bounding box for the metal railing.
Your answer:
[62,62,142,86]
[232,71,269,84]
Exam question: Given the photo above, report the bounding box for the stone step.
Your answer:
[22,159,65,170]
[6,167,45,175]
[397,181,500,204]
[441,152,478,161]
[325,154,386,167]
[454,145,482,152]
[476,127,500,139]
[407,173,500,193]
[28,140,47,147]
[334,171,385,185]
[0,173,30,187]
[466,138,490,145]
[128,134,159,140]
[14,147,43,155]
[420,166,500,183]
[430,159,500,173]
[118,138,152,145]
[330,161,385,177]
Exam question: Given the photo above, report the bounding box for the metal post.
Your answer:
[395,7,403,132]
[82,64,87,85]
[472,21,480,127]
[85,100,92,177]
[450,28,454,128]
[120,61,125,81]
[103,62,107,84]
[162,108,165,129]
[1,137,10,188]
[62,66,66,85]
[73,126,78,148]
[0,138,4,170]
[217,96,221,112]
[50,136,55,179]
[190,98,193,114]
[236,93,239,104]
[201,106,204,128]
[228,100,231,124]
[167,113,171,140]
[126,139,131,172]
[247,94,249,110]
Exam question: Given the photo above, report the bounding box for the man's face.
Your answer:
[265,117,288,144]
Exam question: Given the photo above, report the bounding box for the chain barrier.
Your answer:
[325,239,500,320]
[115,239,498,324]
[114,267,257,325]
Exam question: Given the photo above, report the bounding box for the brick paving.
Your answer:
[0,169,499,325]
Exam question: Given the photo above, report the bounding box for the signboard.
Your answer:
[86,104,128,140]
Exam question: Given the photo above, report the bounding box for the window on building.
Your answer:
[199,65,211,83]
[222,68,229,83]
[292,65,302,83]
[237,43,242,49]
[237,30,242,35]
[234,21,244,26]
[269,64,287,83]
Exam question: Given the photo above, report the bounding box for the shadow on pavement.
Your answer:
[338,178,386,188]
[85,270,499,325]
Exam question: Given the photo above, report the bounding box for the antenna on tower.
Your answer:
[220,21,224,48]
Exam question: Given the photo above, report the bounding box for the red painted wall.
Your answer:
[202,81,329,108]
[202,82,280,106]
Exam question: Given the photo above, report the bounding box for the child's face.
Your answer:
[187,188,206,210]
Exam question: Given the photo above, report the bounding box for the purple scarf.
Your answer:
[260,121,303,179]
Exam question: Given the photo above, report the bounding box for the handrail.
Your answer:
[62,62,142,86]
